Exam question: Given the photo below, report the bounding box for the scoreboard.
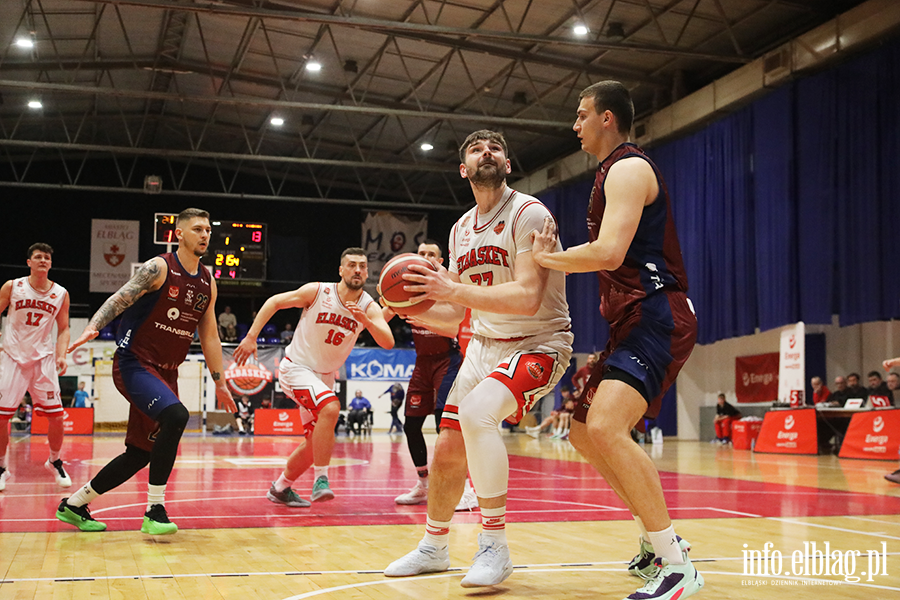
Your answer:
[210,221,266,281]
[153,213,267,281]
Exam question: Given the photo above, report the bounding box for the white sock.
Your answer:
[274,473,296,493]
[147,484,166,511]
[0,455,6,469]
[424,516,451,549]
[48,450,61,463]
[68,482,101,508]
[648,526,685,565]
[480,505,507,545]
[633,515,650,544]
[314,466,328,480]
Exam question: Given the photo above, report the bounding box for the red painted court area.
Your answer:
[1,434,899,533]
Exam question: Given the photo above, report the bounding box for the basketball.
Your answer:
[378,253,436,316]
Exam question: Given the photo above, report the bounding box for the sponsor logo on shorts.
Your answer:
[410,394,421,408]
[526,360,544,380]
[629,355,648,370]
[47,392,55,400]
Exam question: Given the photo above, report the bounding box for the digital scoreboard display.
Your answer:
[153,214,266,281]
[209,221,266,281]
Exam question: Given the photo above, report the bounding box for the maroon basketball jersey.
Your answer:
[411,325,454,357]
[116,253,212,369]
[588,142,689,325]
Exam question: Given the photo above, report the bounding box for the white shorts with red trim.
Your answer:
[0,351,62,419]
[440,330,572,431]
[278,358,338,432]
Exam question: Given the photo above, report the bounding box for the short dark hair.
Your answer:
[867,371,882,380]
[341,247,367,262]
[458,129,508,163]
[717,393,726,400]
[420,238,444,258]
[176,208,210,226]
[28,243,53,258]
[848,372,861,381]
[579,80,634,134]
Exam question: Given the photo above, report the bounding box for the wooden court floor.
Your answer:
[1,430,899,599]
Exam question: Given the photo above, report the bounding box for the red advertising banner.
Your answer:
[731,420,762,450]
[735,353,779,404]
[839,409,900,460]
[254,409,306,435]
[753,408,817,454]
[31,408,94,435]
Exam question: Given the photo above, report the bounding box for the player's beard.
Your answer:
[468,161,505,189]
[344,275,365,291]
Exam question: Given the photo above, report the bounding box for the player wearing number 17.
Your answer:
[0,243,72,492]
[233,248,393,506]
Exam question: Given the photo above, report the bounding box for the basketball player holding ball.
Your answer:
[385,130,572,587]
[233,248,393,507]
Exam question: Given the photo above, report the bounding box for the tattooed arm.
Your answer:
[68,257,167,353]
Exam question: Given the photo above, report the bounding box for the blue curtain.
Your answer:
[542,35,900,346]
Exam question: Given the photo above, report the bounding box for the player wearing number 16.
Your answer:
[233,248,393,506]
[0,243,72,492]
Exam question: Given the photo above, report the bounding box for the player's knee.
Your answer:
[433,428,466,467]
[158,403,190,431]
[317,401,339,424]
[124,445,152,469]
[457,396,499,434]
[568,422,590,452]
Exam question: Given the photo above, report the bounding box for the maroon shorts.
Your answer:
[574,291,696,426]
[113,360,177,453]
[406,353,452,417]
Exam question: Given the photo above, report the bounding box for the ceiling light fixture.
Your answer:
[420,143,434,152]
[306,60,322,72]
[270,116,284,126]
[27,100,42,109]
[573,24,589,36]
[15,37,34,49]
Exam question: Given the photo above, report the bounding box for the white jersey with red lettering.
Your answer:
[286,283,374,374]
[449,187,570,339]
[3,277,67,364]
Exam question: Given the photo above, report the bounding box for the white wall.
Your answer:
[676,317,900,439]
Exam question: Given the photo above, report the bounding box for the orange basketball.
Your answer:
[378,253,436,316]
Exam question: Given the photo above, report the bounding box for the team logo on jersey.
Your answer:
[167,307,180,320]
[50,293,57,299]
[526,361,544,380]
[103,244,125,267]
[184,289,194,306]
[168,286,179,299]
[16,281,22,287]
[493,220,506,234]
[461,216,470,228]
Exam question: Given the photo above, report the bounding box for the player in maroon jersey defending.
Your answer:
[0,243,72,491]
[57,208,235,534]
[532,81,702,600]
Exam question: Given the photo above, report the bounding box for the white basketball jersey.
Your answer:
[3,277,67,363]
[286,283,374,374]
[449,187,570,339]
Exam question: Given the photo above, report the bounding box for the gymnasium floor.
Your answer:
[1,430,899,599]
